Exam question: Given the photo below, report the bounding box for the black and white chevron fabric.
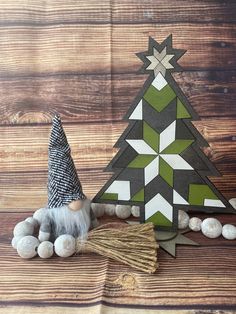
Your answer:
[47,115,85,208]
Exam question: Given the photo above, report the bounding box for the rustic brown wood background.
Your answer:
[0,0,236,313]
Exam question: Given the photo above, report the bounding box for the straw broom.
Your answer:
[76,222,158,274]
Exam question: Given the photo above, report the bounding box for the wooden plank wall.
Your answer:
[0,0,235,211]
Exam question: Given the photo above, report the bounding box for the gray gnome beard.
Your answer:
[48,198,91,240]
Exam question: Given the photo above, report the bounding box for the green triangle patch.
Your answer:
[177,98,191,119]
[188,184,219,205]
[146,211,172,227]
[131,188,144,202]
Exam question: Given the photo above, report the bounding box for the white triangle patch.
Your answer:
[173,190,189,205]
[129,100,143,120]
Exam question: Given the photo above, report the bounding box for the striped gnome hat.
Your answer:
[47,115,86,208]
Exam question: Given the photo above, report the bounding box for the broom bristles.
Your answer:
[76,222,158,274]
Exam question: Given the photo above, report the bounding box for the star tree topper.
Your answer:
[137,35,186,77]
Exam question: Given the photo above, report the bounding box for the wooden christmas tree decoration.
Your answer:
[93,35,234,231]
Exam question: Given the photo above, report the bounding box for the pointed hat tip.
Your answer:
[53,114,61,122]
[52,114,62,127]
[49,113,67,150]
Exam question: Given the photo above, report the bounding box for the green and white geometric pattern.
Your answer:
[93,35,233,231]
[146,47,174,77]
[127,120,194,187]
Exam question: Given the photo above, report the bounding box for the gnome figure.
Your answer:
[38,115,98,242]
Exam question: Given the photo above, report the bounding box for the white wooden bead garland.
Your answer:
[12,206,236,259]
[91,205,236,240]
[177,209,236,240]
[11,216,77,259]
[91,203,140,219]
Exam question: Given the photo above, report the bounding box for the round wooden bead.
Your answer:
[178,210,189,229]
[189,217,202,232]
[13,221,34,237]
[201,218,222,239]
[33,208,49,225]
[131,206,140,218]
[54,234,76,257]
[11,236,23,249]
[25,217,39,228]
[104,204,116,216]
[115,205,131,219]
[91,203,105,218]
[222,224,236,240]
[17,236,39,259]
[38,241,54,258]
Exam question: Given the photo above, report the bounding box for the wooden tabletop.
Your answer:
[1,212,236,314]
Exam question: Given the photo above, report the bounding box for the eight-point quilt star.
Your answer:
[127,119,194,198]
[136,35,186,77]
[127,120,194,188]
[146,47,174,77]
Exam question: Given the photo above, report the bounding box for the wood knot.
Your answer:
[112,273,138,290]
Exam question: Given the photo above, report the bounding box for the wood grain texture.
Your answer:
[4,307,225,314]
[111,0,236,24]
[0,24,235,77]
[0,170,111,210]
[1,170,235,211]
[3,308,230,314]
[0,0,236,312]
[0,0,235,24]
[0,120,235,172]
[0,123,113,172]
[1,212,236,312]
[0,71,235,125]
[0,120,235,210]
